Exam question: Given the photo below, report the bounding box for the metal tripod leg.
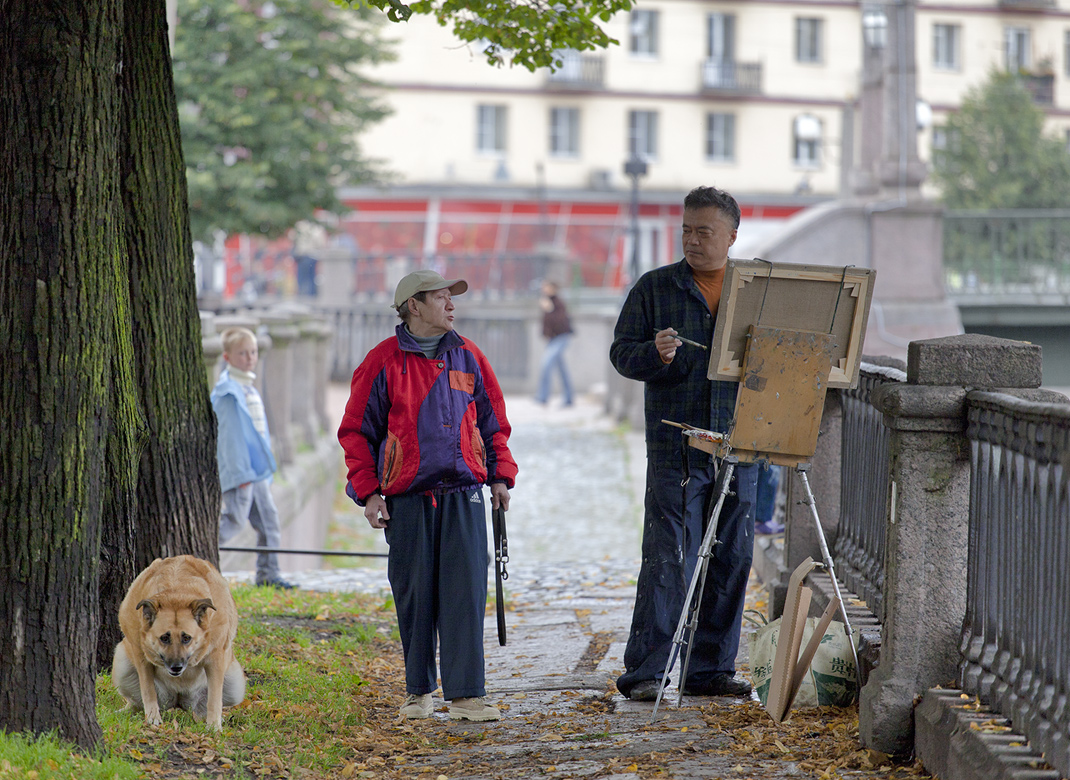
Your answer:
[651,457,736,721]
[795,464,863,695]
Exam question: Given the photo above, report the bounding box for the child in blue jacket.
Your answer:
[211,326,294,589]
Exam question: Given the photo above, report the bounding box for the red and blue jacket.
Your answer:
[338,324,518,504]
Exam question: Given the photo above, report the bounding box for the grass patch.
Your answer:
[4,583,404,780]
[0,731,140,780]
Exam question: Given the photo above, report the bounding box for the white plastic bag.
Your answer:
[746,609,857,709]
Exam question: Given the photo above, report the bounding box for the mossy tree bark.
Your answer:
[0,0,220,748]
[94,0,221,673]
[0,1,125,750]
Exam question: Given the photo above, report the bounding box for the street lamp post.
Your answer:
[623,156,648,285]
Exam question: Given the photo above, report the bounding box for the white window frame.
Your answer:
[476,104,507,155]
[628,110,658,162]
[793,114,822,168]
[1005,26,1031,72]
[629,9,659,57]
[795,18,823,64]
[705,112,736,162]
[549,107,580,158]
[933,23,960,70]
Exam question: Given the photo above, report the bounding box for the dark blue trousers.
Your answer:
[384,489,488,700]
[616,460,757,697]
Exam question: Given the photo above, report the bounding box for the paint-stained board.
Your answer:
[729,326,833,465]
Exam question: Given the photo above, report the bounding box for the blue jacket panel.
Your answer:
[210,369,277,492]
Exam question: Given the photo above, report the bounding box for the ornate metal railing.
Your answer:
[834,362,905,619]
[699,59,762,94]
[960,390,1070,776]
[944,210,1070,298]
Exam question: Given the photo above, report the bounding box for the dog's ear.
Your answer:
[136,599,158,627]
[191,598,216,627]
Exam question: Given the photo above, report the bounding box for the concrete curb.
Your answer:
[916,688,1060,780]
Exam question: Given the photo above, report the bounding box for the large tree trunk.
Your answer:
[95,0,222,671]
[0,1,127,750]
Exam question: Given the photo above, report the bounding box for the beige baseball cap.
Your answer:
[393,269,468,310]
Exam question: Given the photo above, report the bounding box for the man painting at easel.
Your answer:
[610,185,758,702]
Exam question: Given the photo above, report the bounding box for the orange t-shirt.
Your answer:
[692,266,727,318]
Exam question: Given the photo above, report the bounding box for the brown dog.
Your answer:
[112,555,246,730]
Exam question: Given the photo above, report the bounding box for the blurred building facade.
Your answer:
[357,0,1070,200]
[327,0,1070,294]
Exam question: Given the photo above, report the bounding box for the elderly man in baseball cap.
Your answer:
[338,268,517,723]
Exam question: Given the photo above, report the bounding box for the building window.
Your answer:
[707,13,736,62]
[1005,26,1031,72]
[705,113,736,162]
[793,114,821,167]
[629,9,659,56]
[628,110,658,161]
[795,18,823,64]
[933,24,960,70]
[549,107,580,157]
[476,104,506,154]
[1064,30,1070,77]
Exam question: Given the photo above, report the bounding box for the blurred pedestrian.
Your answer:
[610,185,756,702]
[338,269,518,722]
[755,465,785,535]
[534,280,574,407]
[212,326,294,589]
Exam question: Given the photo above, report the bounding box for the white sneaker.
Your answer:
[400,693,433,718]
[448,697,500,721]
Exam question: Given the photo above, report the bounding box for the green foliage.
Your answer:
[338,0,635,71]
[172,0,393,242]
[931,69,1070,209]
[0,731,140,780]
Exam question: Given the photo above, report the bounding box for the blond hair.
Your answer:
[221,326,257,355]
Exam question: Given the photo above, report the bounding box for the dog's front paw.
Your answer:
[206,716,223,732]
[144,706,162,726]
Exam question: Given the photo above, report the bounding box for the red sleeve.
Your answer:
[337,343,391,502]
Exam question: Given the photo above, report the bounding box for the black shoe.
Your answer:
[683,674,753,698]
[626,679,662,702]
[256,576,297,590]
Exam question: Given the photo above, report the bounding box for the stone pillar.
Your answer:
[850,7,885,196]
[859,334,1041,756]
[258,313,299,466]
[878,0,927,195]
[200,312,222,386]
[315,247,356,307]
[308,318,334,434]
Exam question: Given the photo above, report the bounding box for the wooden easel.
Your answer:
[651,324,862,719]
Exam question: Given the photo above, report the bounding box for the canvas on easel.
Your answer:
[709,259,875,390]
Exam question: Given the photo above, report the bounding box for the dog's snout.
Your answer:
[168,663,186,676]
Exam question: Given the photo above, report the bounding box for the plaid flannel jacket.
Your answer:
[610,259,739,468]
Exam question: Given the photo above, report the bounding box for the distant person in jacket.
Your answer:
[337,269,519,723]
[534,280,574,407]
[211,326,294,590]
